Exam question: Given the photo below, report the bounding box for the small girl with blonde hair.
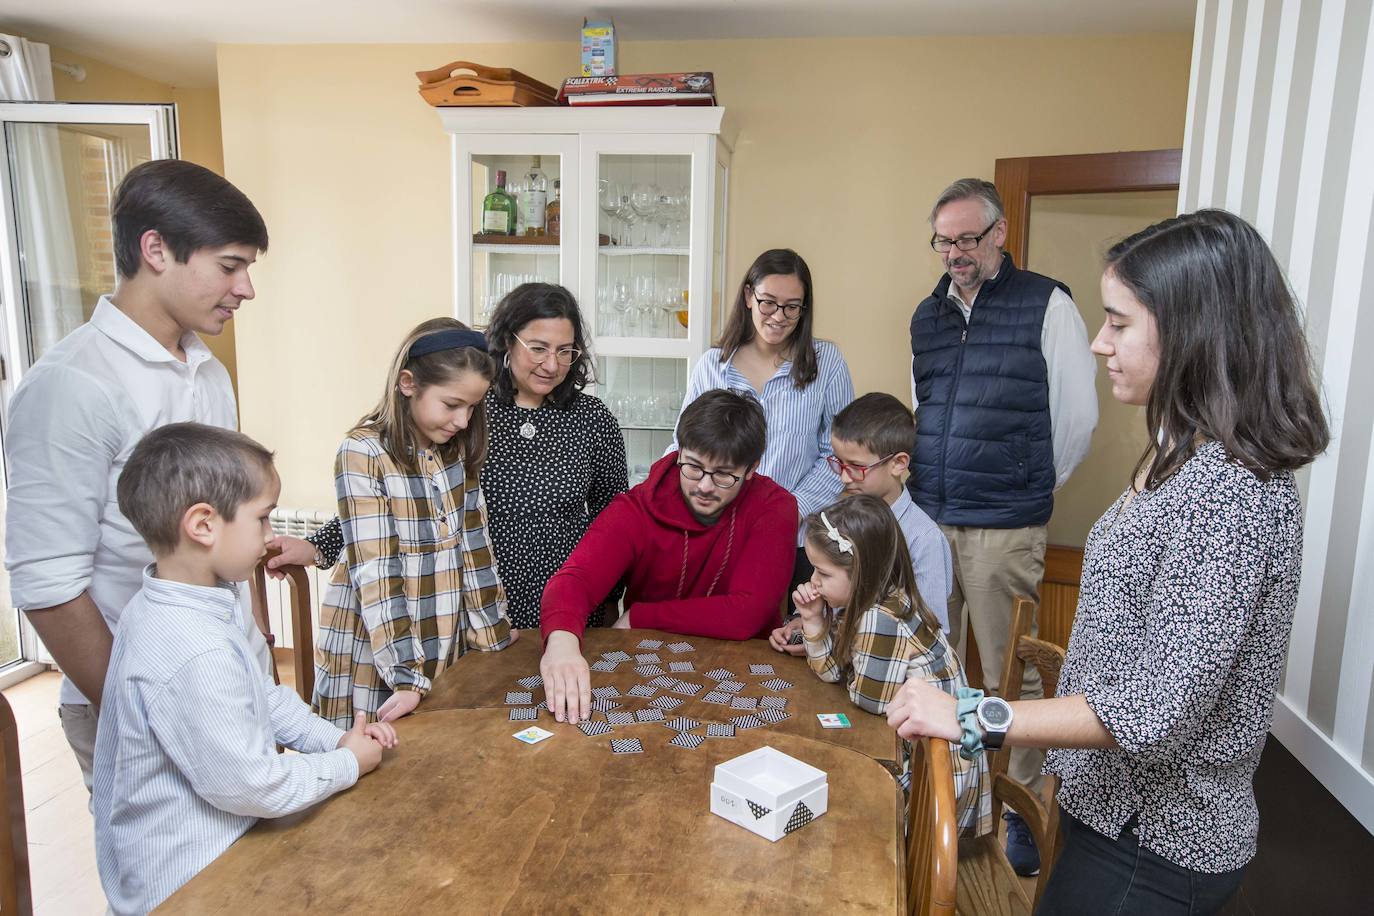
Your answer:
[313,318,513,728]
[796,494,990,836]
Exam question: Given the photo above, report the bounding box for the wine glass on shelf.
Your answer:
[633,275,658,337]
[612,279,634,336]
[629,183,660,248]
[598,179,622,246]
[657,280,681,339]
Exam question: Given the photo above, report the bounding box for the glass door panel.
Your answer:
[594,154,691,341]
[469,152,563,326]
[598,356,687,484]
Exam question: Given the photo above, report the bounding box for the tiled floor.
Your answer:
[4,670,105,916]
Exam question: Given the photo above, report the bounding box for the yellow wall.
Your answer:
[1028,190,1179,547]
[40,42,236,381]
[218,34,1192,511]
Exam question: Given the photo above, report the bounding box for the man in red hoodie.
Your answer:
[540,390,798,722]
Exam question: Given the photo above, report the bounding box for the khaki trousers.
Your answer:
[941,523,1047,795]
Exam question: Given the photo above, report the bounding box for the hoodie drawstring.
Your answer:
[676,506,737,599]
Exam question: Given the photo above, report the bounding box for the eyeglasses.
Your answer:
[930,219,1000,253]
[826,453,896,481]
[750,289,806,321]
[513,333,582,366]
[678,458,744,489]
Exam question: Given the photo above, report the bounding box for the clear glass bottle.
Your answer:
[481,170,517,236]
[521,156,548,236]
[545,179,561,237]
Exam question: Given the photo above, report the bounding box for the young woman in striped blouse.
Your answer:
[673,249,854,588]
[313,318,514,728]
[796,494,990,836]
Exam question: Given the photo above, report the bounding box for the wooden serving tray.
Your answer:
[417,60,558,107]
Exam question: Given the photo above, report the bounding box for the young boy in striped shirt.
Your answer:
[92,423,396,915]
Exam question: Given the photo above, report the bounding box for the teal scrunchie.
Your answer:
[955,686,985,761]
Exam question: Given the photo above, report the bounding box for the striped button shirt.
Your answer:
[94,568,358,915]
[313,431,513,728]
[675,340,854,535]
[804,592,992,837]
[891,489,953,632]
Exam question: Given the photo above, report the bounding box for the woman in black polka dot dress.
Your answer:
[482,284,628,630]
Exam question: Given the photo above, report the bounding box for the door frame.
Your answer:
[994,148,1183,267]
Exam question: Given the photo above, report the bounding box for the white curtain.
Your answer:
[0,34,85,358]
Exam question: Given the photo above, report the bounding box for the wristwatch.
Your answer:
[975,696,1014,750]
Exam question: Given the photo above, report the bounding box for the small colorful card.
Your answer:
[817,713,852,729]
[512,726,555,744]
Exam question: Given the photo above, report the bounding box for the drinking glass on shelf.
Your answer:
[598,179,623,245]
[612,279,634,336]
[629,183,660,247]
[632,275,657,336]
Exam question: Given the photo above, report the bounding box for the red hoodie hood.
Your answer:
[637,450,760,533]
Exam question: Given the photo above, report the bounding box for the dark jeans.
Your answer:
[1037,808,1245,916]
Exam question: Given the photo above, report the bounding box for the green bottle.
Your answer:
[481,170,517,236]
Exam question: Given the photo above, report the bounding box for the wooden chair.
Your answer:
[905,736,959,916]
[248,549,317,703]
[0,693,32,915]
[956,596,1067,915]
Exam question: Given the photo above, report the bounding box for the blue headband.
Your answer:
[407,329,488,360]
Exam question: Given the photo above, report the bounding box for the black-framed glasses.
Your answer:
[514,333,582,366]
[930,219,1000,253]
[826,453,896,481]
[750,288,806,321]
[678,458,744,489]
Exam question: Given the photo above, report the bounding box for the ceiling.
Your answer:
[2,0,1196,89]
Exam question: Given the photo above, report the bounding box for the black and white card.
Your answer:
[505,691,534,705]
[610,738,644,754]
[749,664,776,676]
[649,695,684,711]
[663,716,700,732]
[577,719,613,737]
[509,707,538,721]
[626,684,658,699]
[704,668,735,681]
[669,731,705,749]
[516,675,543,689]
[760,677,793,692]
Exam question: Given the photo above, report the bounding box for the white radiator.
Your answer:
[264,508,334,650]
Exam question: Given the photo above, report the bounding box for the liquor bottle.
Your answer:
[481,170,516,236]
[521,156,548,236]
[545,179,561,237]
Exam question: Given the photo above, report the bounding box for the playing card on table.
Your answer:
[589,698,620,712]
[634,653,662,664]
[729,696,758,710]
[759,708,790,724]
[516,675,543,689]
[705,722,736,738]
[701,691,732,705]
[704,668,735,682]
[590,659,618,672]
[635,708,666,722]
[749,664,776,676]
[731,714,766,730]
[603,651,632,663]
[512,726,554,744]
[636,664,666,677]
[716,680,745,694]
[535,700,548,711]
[577,719,614,737]
[648,675,677,689]
[610,738,644,754]
[636,639,664,650]
[669,681,704,696]
[788,629,804,646]
[606,710,635,726]
[666,641,695,654]
[505,691,533,705]
[760,678,794,692]
[509,707,538,721]
[663,716,700,732]
[760,696,788,710]
[648,696,684,711]
[626,684,658,699]
[668,661,694,673]
[591,686,620,699]
[669,732,705,749]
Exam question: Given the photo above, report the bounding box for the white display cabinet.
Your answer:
[438,108,734,478]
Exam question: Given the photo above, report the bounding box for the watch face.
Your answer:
[982,699,1012,729]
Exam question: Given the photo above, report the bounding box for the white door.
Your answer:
[0,101,177,675]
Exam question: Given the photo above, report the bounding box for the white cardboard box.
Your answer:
[710,746,828,841]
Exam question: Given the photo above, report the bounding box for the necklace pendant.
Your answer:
[519,420,537,440]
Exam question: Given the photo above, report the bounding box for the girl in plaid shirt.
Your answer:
[797,494,990,836]
[313,319,514,728]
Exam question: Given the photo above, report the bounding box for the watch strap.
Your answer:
[955,687,985,761]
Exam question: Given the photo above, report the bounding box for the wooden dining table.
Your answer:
[160,629,906,913]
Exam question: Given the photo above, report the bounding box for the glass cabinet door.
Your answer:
[598,356,687,484]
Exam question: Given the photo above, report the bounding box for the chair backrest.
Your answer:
[0,693,33,915]
[905,736,958,916]
[992,595,1068,910]
[249,550,317,704]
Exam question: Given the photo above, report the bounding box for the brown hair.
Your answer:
[355,318,496,476]
[117,422,276,555]
[1104,209,1330,488]
[676,389,767,468]
[802,495,939,667]
[832,392,914,458]
[716,248,818,388]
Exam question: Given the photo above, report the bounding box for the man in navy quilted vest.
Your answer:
[908,178,1098,877]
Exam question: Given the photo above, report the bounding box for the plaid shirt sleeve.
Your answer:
[803,616,844,684]
[805,605,922,713]
[457,471,512,652]
[335,437,430,694]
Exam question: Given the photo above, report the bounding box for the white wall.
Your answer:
[1181,0,1374,833]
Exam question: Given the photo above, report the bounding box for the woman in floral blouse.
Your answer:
[885,210,1329,914]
